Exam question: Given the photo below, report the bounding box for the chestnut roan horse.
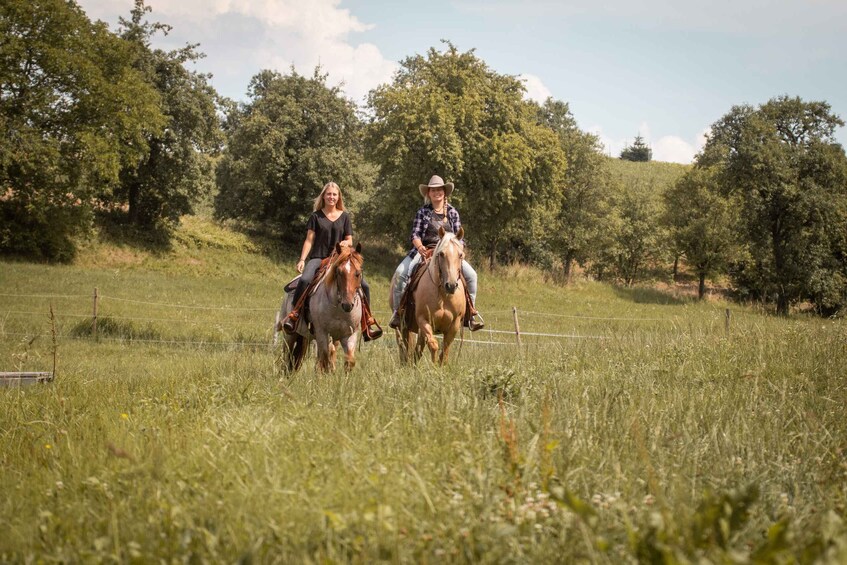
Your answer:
[390,227,466,365]
[279,243,364,373]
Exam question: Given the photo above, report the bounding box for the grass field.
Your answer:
[2,217,846,563]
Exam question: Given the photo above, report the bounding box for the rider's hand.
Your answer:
[296,259,305,273]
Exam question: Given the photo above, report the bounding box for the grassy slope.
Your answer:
[1,217,846,562]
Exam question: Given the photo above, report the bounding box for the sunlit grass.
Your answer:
[1,218,846,562]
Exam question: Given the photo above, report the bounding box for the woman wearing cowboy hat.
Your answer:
[388,175,484,331]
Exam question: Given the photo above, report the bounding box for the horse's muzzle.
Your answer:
[341,302,354,313]
[444,282,458,295]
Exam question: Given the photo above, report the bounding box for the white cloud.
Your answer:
[587,122,709,164]
[652,136,697,164]
[519,74,552,103]
[76,0,398,103]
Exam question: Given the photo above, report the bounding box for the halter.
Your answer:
[329,252,362,308]
[429,235,463,293]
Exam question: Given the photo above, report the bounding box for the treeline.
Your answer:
[2,1,846,315]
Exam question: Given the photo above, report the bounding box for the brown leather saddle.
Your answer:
[284,253,381,339]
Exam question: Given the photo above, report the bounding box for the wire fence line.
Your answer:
[0,331,590,350]
[1,291,680,322]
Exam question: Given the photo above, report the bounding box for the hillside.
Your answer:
[1,216,845,563]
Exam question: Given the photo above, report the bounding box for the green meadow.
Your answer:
[2,218,846,563]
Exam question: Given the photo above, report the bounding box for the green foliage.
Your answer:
[664,166,739,298]
[699,95,847,315]
[0,0,164,261]
[620,134,652,162]
[113,0,223,229]
[535,98,612,279]
[593,159,686,284]
[215,68,375,238]
[364,43,567,266]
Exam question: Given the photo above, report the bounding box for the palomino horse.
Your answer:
[389,227,466,365]
[279,243,364,373]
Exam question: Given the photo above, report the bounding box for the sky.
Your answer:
[76,0,847,164]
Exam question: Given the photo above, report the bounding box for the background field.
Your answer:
[2,218,846,563]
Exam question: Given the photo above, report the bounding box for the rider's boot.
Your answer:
[467,311,485,331]
[388,310,402,329]
[282,309,300,334]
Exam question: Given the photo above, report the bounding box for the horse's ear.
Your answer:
[355,242,362,254]
[335,242,342,254]
[456,227,464,240]
[438,226,445,238]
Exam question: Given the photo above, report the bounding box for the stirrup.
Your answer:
[282,311,299,334]
[364,324,383,341]
[466,312,484,332]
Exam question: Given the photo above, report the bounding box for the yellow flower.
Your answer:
[45,444,52,450]
[121,413,129,420]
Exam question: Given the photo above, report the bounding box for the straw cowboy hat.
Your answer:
[419,175,454,199]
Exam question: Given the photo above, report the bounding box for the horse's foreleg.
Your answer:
[329,341,337,372]
[440,324,460,365]
[315,334,332,373]
[417,321,439,364]
[340,334,357,373]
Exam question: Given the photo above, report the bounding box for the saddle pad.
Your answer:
[283,275,301,294]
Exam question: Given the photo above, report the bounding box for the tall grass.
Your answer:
[1,218,845,562]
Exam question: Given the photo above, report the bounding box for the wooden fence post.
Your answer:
[273,311,280,346]
[512,307,522,346]
[725,308,731,336]
[92,287,98,339]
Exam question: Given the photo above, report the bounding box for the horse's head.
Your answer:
[434,226,465,295]
[326,242,363,312]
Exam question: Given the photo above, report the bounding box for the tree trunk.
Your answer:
[698,272,706,300]
[672,255,679,282]
[563,249,576,285]
[488,241,497,270]
[128,181,140,225]
[776,292,789,316]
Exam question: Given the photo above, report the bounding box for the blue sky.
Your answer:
[77,0,847,163]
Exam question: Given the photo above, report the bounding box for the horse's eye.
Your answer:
[356,271,361,277]
[439,251,444,257]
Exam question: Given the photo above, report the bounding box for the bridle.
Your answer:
[333,255,362,307]
[430,238,463,292]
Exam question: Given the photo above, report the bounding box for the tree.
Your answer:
[699,96,847,315]
[0,0,163,260]
[663,167,738,299]
[215,68,374,237]
[536,98,611,281]
[606,176,666,285]
[364,42,567,267]
[620,134,652,162]
[114,0,223,229]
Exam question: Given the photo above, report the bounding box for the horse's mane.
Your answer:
[433,231,463,256]
[324,246,362,287]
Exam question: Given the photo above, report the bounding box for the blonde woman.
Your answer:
[282,182,380,339]
[389,175,484,331]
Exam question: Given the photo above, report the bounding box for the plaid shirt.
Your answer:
[407,203,463,257]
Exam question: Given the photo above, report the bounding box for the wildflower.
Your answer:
[121,413,129,420]
[44,444,52,450]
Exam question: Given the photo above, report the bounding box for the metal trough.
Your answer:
[0,372,54,387]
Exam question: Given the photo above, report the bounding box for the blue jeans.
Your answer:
[392,253,477,310]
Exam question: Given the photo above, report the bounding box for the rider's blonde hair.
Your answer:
[313,181,346,212]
